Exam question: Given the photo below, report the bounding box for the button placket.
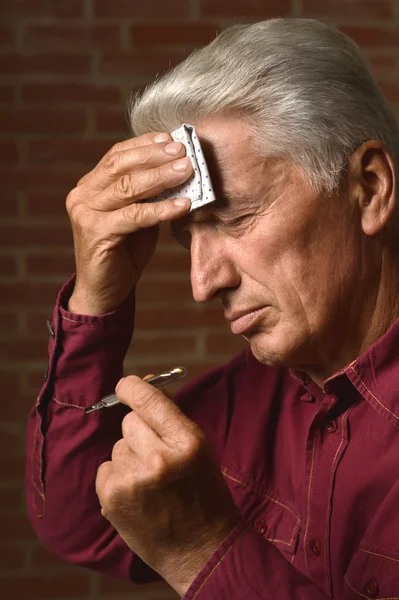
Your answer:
[46,318,55,339]
[311,539,322,556]
[363,579,379,598]
[325,420,337,433]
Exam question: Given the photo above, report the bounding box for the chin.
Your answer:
[247,329,306,369]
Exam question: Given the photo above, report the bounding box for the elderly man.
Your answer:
[26,18,399,600]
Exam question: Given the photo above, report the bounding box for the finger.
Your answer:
[77,131,173,187]
[121,410,160,455]
[95,460,114,502]
[110,196,191,236]
[143,373,156,381]
[115,376,196,439]
[88,141,188,195]
[110,437,137,471]
[94,156,193,211]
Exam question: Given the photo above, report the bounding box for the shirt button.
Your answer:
[311,540,321,556]
[46,318,55,339]
[363,579,379,598]
[325,420,337,433]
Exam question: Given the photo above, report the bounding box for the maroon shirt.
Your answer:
[26,277,399,599]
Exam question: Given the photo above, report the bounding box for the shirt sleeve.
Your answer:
[183,521,329,600]
[25,275,158,582]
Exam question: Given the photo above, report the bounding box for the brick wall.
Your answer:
[1,1,398,599]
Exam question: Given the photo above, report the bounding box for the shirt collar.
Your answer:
[326,315,399,429]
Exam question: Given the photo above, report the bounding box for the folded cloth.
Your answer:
[151,123,216,211]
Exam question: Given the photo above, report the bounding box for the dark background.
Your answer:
[1,0,398,598]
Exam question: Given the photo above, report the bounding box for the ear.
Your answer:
[347,140,396,236]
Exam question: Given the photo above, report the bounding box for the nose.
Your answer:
[190,228,240,303]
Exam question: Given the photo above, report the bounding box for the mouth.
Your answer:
[226,306,269,335]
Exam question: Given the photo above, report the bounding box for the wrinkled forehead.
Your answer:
[193,116,262,198]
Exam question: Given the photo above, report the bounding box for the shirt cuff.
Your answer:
[44,274,135,407]
[182,521,252,599]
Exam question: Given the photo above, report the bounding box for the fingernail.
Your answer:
[165,142,183,156]
[172,198,190,207]
[172,157,190,172]
[154,133,170,143]
[115,377,125,392]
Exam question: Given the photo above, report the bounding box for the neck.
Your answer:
[305,242,399,388]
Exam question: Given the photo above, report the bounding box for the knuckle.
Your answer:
[102,483,122,515]
[148,452,168,480]
[121,411,139,439]
[65,188,84,221]
[111,438,127,462]
[110,141,123,153]
[116,174,135,199]
[180,430,206,461]
[103,152,119,177]
[147,165,163,189]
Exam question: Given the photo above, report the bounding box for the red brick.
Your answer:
[0,454,26,481]
[23,24,122,51]
[94,0,189,18]
[205,332,247,355]
[28,139,114,166]
[0,487,24,514]
[95,108,129,134]
[31,546,84,571]
[0,25,15,45]
[200,0,291,17]
[26,254,75,276]
[148,250,190,272]
[0,109,86,134]
[137,279,193,303]
[1,0,84,18]
[131,24,220,48]
[0,544,26,570]
[0,139,19,164]
[135,306,224,330]
[23,311,56,335]
[0,54,91,76]
[0,339,48,361]
[0,426,25,453]
[0,255,18,276]
[366,54,397,69]
[182,361,224,381]
[0,515,35,545]
[100,51,185,78]
[0,192,18,216]
[26,370,48,390]
[27,194,70,217]
[0,167,84,190]
[130,333,196,354]
[3,393,40,423]
[0,85,15,103]
[0,369,19,396]
[0,573,90,600]
[0,282,64,305]
[340,26,399,47]
[22,83,121,105]
[303,0,392,19]
[0,312,18,333]
[379,82,399,103]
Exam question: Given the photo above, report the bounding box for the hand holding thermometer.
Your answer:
[85,366,187,414]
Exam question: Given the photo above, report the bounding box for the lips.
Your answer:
[226,306,269,335]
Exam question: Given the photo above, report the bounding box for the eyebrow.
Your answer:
[187,193,237,223]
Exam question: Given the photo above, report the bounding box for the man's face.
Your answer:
[172,115,364,373]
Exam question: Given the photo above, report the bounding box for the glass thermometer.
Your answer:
[85,366,187,414]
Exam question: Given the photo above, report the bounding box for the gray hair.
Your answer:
[129,18,399,195]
